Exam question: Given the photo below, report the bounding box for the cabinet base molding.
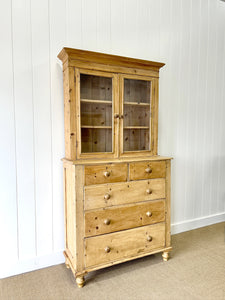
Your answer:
[64,247,172,288]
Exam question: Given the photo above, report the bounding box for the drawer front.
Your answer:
[85,200,165,237]
[84,163,127,186]
[84,179,165,210]
[85,223,165,268]
[129,161,166,181]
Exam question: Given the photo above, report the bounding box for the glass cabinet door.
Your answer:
[121,76,154,155]
[78,70,118,158]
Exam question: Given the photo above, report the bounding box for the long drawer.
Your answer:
[85,223,165,268]
[129,161,166,180]
[84,178,165,210]
[85,199,165,237]
[84,163,127,186]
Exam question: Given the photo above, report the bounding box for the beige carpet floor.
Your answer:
[1,222,225,300]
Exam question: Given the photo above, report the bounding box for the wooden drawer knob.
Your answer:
[145,167,152,174]
[103,171,110,177]
[104,219,111,225]
[146,189,152,194]
[104,193,110,200]
[146,211,152,217]
[147,236,152,242]
[114,113,119,119]
[104,246,111,253]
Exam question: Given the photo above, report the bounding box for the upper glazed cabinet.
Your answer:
[58,48,164,160]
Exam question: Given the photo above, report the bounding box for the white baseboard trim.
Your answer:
[0,251,65,279]
[171,212,225,234]
[1,213,225,279]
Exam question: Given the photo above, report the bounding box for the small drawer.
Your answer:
[85,199,165,237]
[85,223,165,268]
[129,161,166,181]
[84,163,127,186]
[84,178,165,210]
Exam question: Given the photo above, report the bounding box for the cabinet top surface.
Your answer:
[62,155,173,165]
[58,47,165,71]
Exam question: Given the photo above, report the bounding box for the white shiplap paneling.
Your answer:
[82,0,97,51]
[48,0,65,252]
[67,0,82,48]
[216,1,225,214]
[0,0,225,278]
[31,0,53,256]
[12,0,36,259]
[0,0,18,270]
[96,0,112,52]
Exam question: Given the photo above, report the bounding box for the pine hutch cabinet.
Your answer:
[58,48,172,288]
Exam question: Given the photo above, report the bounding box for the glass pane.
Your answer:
[123,129,149,151]
[123,78,151,151]
[81,128,112,153]
[124,79,150,104]
[124,105,150,127]
[81,74,112,101]
[80,74,113,153]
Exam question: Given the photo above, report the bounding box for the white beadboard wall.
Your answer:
[0,0,225,278]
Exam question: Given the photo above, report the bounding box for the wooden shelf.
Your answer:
[81,99,112,104]
[124,102,150,106]
[124,126,149,129]
[81,125,112,129]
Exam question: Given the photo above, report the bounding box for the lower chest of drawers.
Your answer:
[84,199,165,237]
[85,222,166,268]
[63,159,172,284]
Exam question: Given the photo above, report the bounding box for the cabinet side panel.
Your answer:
[165,160,171,247]
[152,79,159,155]
[75,165,85,273]
[63,67,76,159]
[64,163,76,266]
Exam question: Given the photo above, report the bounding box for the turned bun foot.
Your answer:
[76,275,85,288]
[162,251,169,261]
[65,258,70,269]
